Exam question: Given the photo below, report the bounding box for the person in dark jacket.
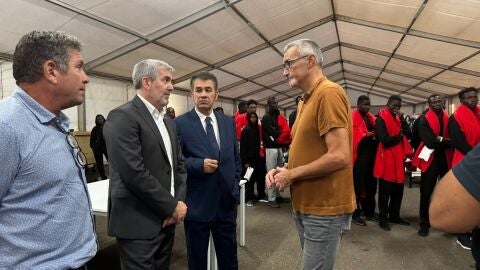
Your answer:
[240,112,266,206]
[90,114,108,180]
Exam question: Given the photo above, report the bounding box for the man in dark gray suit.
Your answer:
[104,59,187,270]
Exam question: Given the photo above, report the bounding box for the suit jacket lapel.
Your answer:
[132,96,170,163]
[215,111,227,157]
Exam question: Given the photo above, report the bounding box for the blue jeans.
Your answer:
[293,212,352,270]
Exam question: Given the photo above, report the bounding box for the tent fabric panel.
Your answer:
[341,47,390,68]
[334,0,423,28]
[322,47,341,65]
[79,0,217,35]
[337,21,403,53]
[433,70,480,88]
[220,48,281,78]
[92,43,207,78]
[412,0,480,43]
[386,58,443,79]
[455,54,480,73]
[58,16,138,62]
[235,0,333,39]
[380,71,422,86]
[158,8,264,64]
[220,82,259,97]
[395,35,478,66]
[253,69,285,86]
[0,0,77,54]
[344,73,376,85]
[323,63,343,77]
[273,22,338,53]
[418,81,460,96]
[375,80,409,91]
[56,0,108,10]
[343,63,381,78]
[241,89,277,101]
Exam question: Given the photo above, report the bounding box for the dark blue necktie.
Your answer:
[205,117,220,159]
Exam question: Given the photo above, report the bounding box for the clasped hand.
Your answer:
[265,167,292,192]
[163,201,187,227]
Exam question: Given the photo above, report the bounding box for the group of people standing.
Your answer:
[351,86,480,242]
[2,28,478,270]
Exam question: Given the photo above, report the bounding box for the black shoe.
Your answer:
[457,234,472,250]
[246,200,255,207]
[267,201,280,208]
[390,217,410,226]
[379,220,391,231]
[352,216,367,226]
[365,213,380,223]
[276,197,291,204]
[418,226,429,237]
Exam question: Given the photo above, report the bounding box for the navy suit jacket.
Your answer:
[175,109,242,222]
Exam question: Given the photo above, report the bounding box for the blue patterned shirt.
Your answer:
[0,87,97,269]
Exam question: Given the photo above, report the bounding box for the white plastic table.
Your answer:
[87,179,246,270]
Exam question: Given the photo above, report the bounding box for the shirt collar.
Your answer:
[137,94,166,121]
[304,76,327,102]
[13,86,70,130]
[194,107,216,124]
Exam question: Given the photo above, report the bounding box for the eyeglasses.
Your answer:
[66,132,87,168]
[283,55,309,70]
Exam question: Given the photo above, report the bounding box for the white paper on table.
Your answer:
[418,145,434,161]
[243,167,254,181]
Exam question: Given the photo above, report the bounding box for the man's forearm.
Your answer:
[290,152,350,182]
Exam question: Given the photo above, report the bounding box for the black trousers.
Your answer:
[353,154,377,217]
[184,207,238,270]
[93,150,108,179]
[419,153,448,227]
[116,225,175,270]
[245,161,266,201]
[378,179,404,220]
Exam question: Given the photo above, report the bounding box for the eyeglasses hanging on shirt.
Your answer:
[53,121,87,168]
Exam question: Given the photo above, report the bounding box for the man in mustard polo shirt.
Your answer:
[266,39,355,270]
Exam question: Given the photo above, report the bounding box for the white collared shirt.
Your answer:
[194,107,220,149]
[137,94,174,196]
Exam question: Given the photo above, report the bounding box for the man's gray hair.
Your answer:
[13,30,82,84]
[132,59,175,90]
[284,39,324,66]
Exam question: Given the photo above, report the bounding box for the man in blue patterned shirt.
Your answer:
[0,31,96,269]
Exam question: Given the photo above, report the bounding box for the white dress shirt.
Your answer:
[195,107,220,149]
[137,94,175,196]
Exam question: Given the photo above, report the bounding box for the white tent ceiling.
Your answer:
[1,0,480,109]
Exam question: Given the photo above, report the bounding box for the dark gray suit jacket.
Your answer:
[104,95,187,239]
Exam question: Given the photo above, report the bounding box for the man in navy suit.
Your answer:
[175,71,242,270]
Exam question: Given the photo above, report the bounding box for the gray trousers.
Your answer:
[293,212,352,270]
[265,148,284,201]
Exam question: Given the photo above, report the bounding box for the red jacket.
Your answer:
[235,113,248,140]
[352,109,376,164]
[373,108,412,183]
[451,104,480,166]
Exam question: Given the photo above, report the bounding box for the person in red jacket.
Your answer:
[412,94,453,236]
[448,86,480,249]
[261,97,291,208]
[235,99,258,140]
[352,95,378,226]
[374,95,413,231]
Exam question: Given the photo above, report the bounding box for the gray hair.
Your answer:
[132,59,174,90]
[13,30,82,84]
[284,39,324,66]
